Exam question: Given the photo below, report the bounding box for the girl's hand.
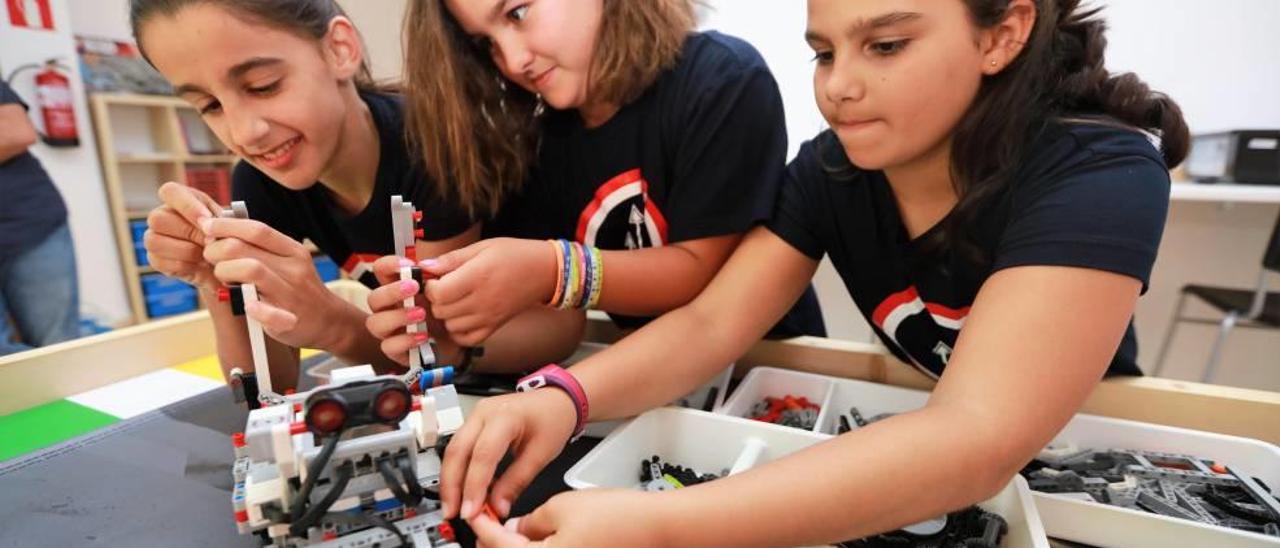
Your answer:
[421,238,557,347]
[365,255,433,366]
[440,389,577,521]
[143,182,223,293]
[200,216,347,350]
[467,489,667,548]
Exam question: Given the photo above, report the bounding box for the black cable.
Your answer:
[290,461,354,537]
[397,453,426,502]
[378,456,418,507]
[290,434,342,522]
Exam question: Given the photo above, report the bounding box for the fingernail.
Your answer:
[419,259,439,269]
[460,500,474,519]
[495,498,511,518]
[398,258,413,267]
[399,279,418,296]
[505,516,521,532]
[199,218,213,234]
[413,332,430,343]
[407,307,426,322]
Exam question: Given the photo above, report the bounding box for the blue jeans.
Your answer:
[0,223,80,356]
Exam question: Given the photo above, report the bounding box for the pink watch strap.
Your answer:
[517,364,588,440]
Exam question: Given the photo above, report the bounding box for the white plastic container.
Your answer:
[1034,414,1280,547]
[718,367,836,432]
[565,407,1049,548]
[565,407,826,490]
[817,376,931,435]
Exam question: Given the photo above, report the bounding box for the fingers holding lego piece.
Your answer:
[200,217,309,260]
[157,181,221,229]
[244,299,299,336]
[467,511,542,548]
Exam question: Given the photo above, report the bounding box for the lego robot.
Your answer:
[220,197,465,547]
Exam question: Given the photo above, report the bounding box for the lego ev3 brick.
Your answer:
[297,428,417,479]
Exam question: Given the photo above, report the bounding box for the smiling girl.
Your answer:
[131,0,581,389]
[446,0,1190,545]
[361,0,826,367]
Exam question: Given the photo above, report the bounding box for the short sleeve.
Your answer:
[0,80,28,109]
[231,163,306,242]
[765,139,827,261]
[663,40,787,242]
[994,152,1170,292]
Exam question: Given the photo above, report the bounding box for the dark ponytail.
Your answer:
[932,0,1189,267]
[130,0,384,93]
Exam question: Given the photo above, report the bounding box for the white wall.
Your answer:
[2,0,132,326]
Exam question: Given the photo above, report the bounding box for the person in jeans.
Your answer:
[0,79,79,356]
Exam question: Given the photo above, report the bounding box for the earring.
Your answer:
[990,60,998,67]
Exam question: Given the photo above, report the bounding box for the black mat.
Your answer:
[0,358,598,548]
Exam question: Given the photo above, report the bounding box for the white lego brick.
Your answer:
[270,422,297,478]
[413,396,439,449]
[267,524,290,540]
[245,476,288,527]
[436,407,464,436]
[329,364,376,385]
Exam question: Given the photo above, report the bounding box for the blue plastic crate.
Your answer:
[145,285,197,317]
[135,242,149,267]
[129,220,148,244]
[314,255,340,283]
[140,273,190,295]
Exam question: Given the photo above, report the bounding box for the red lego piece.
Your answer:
[412,211,423,222]
[289,422,307,436]
[217,287,230,302]
[234,509,249,523]
[438,521,456,542]
[231,432,246,448]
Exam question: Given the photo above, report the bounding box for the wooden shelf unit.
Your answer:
[89,93,239,325]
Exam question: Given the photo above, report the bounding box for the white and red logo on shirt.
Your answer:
[575,169,668,250]
[342,253,383,288]
[871,286,970,376]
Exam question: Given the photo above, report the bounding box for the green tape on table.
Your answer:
[0,400,119,461]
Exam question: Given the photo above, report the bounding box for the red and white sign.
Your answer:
[7,0,54,31]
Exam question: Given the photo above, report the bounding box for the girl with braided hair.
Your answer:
[446,1,1189,545]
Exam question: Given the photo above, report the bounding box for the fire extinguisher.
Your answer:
[4,59,80,148]
[35,60,80,147]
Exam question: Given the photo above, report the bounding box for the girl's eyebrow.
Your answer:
[805,11,923,42]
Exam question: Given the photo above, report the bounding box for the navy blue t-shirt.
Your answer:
[0,81,67,257]
[233,91,473,288]
[768,121,1171,377]
[490,31,826,337]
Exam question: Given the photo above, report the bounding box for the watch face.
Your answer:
[900,513,949,536]
[1187,134,1231,179]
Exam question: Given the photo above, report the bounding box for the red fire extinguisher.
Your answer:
[34,60,80,147]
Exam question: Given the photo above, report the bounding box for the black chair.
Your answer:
[1152,212,1280,382]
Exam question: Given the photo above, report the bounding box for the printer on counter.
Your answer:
[1186,130,1280,185]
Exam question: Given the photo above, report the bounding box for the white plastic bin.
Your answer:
[1033,414,1280,547]
[579,363,734,438]
[817,377,931,435]
[719,366,835,432]
[565,407,1049,548]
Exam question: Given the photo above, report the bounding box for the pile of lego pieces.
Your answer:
[1021,445,1280,537]
[840,506,1008,548]
[748,395,820,430]
[834,406,897,434]
[638,455,724,492]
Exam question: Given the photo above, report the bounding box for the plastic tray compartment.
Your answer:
[718,366,835,432]
[565,407,826,490]
[579,363,734,439]
[816,377,931,436]
[565,407,1048,548]
[1032,414,1280,548]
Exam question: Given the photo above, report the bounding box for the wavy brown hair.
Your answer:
[130,0,383,92]
[403,0,696,219]
[823,0,1189,268]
